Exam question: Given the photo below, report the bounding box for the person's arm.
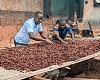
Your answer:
[28,32,53,43]
[39,31,47,39]
[67,27,75,41]
[28,32,45,41]
[54,33,65,43]
[25,22,45,41]
[69,32,75,40]
[39,31,53,43]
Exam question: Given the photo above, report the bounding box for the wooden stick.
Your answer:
[88,22,94,37]
[31,76,50,80]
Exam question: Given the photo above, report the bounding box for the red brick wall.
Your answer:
[0,0,43,26]
[0,0,43,12]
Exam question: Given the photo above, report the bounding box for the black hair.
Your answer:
[34,11,43,16]
[56,19,69,24]
[56,19,60,24]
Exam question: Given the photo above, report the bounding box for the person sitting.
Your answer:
[82,29,93,37]
[68,21,81,37]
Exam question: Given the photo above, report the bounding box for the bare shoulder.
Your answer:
[65,23,70,28]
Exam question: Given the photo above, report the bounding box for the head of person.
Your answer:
[58,19,66,29]
[34,11,43,24]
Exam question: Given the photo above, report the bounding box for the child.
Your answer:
[52,19,75,42]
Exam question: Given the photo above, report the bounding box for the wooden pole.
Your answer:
[30,76,50,80]
[88,22,94,37]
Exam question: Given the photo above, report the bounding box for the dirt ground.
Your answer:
[75,62,100,79]
[0,25,22,48]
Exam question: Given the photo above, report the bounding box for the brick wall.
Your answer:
[0,14,56,27]
[0,0,43,12]
[0,10,35,26]
[0,0,44,26]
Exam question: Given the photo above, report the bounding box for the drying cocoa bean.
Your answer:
[0,40,100,72]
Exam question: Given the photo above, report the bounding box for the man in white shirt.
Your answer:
[14,11,53,46]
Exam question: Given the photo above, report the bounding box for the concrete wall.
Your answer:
[83,0,100,28]
[83,0,93,20]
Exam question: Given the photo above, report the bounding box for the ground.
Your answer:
[0,25,19,48]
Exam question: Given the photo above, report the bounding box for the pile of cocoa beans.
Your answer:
[0,40,100,72]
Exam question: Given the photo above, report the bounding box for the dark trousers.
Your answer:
[14,39,27,46]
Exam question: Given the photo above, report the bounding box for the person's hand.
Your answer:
[45,39,54,44]
[72,39,75,44]
[72,39,75,42]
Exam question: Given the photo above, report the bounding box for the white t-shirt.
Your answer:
[15,18,43,44]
